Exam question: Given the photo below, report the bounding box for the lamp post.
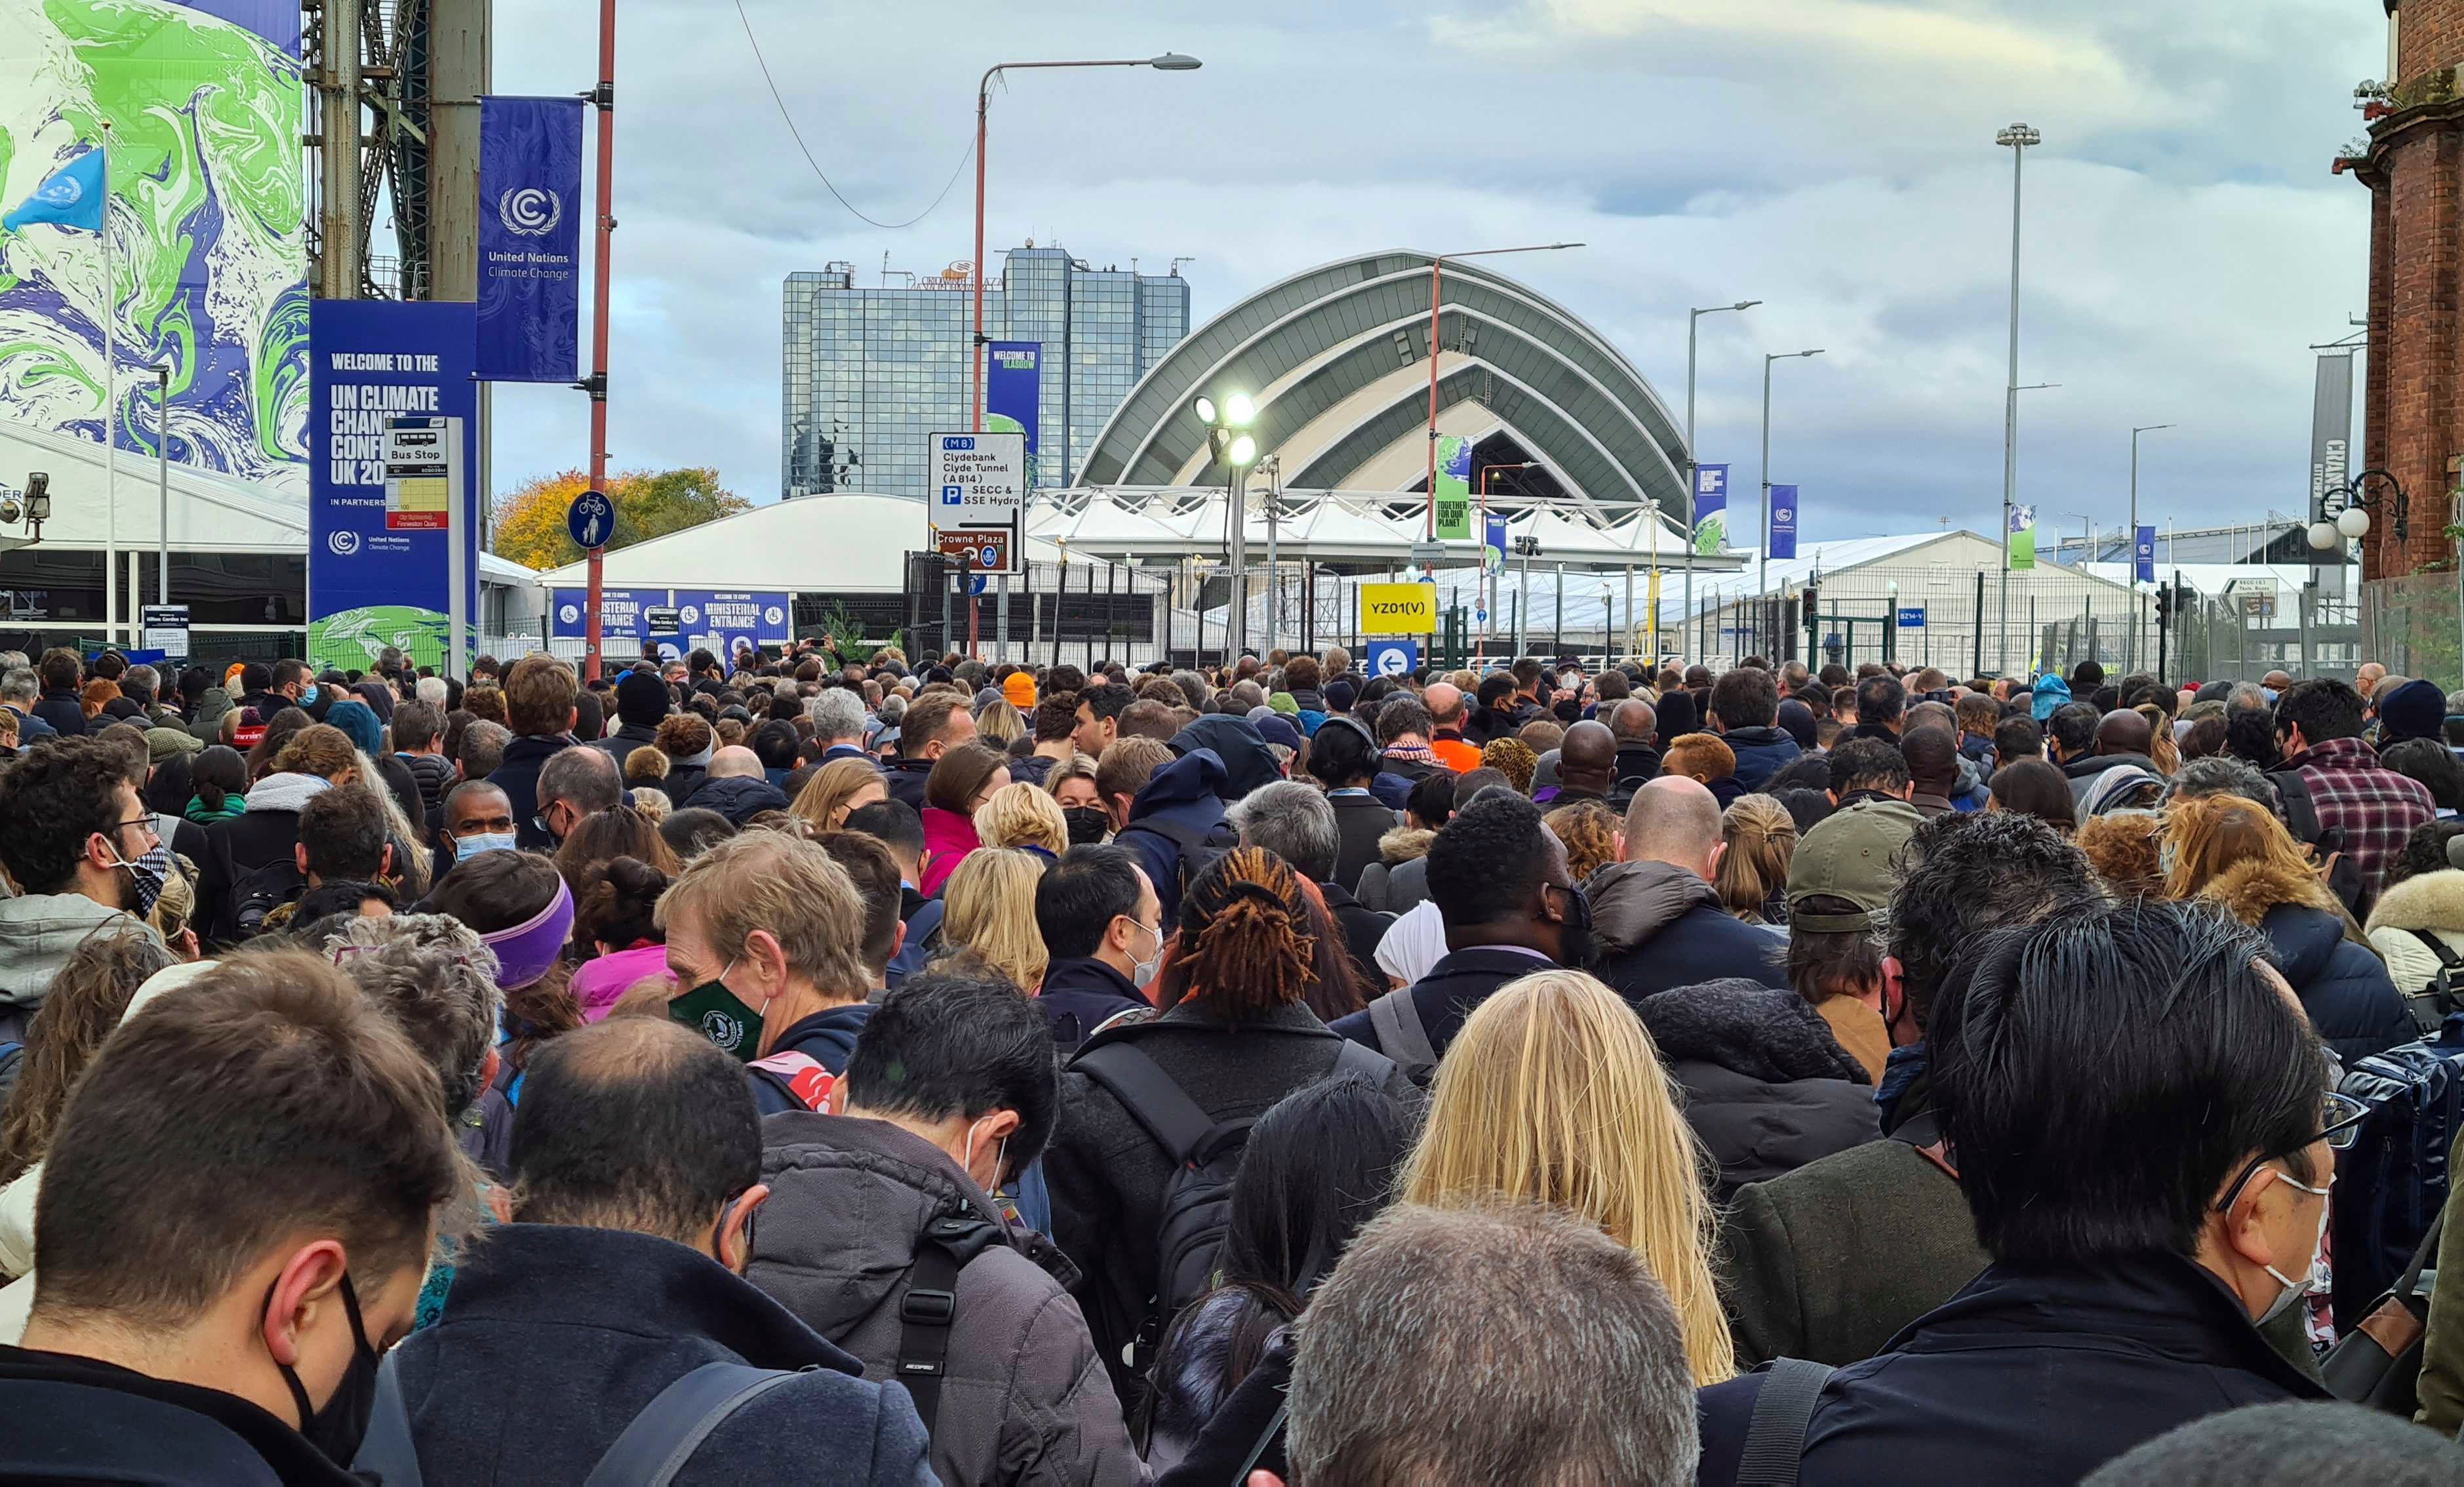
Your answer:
[971,53,1201,433]
[2129,423,2173,670]
[1477,463,1534,660]
[1995,121,2042,679]
[152,363,170,612]
[1760,347,1823,656]
[1419,242,1583,535]
[1686,301,1759,652]
[1190,392,1258,664]
[1256,454,1281,652]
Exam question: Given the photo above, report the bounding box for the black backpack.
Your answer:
[2268,768,2366,913]
[1115,814,1236,907]
[229,858,306,940]
[1069,1030,1394,1379]
[2399,930,2464,1037]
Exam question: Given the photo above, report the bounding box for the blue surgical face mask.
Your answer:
[455,830,518,862]
[299,684,320,707]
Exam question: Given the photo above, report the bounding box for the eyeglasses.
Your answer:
[2216,1091,2370,1213]
[109,816,160,846]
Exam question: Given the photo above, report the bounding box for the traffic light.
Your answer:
[2155,584,2174,625]
[1800,587,1818,629]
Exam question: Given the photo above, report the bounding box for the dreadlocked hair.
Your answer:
[1175,846,1318,1022]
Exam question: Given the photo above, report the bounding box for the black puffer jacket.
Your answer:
[1635,978,1879,1201]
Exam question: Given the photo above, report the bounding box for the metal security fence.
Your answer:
[1691,565,2157,681]
[901,553,1176,671]
[2359,572,2464,690]
[2172,588,2362,686]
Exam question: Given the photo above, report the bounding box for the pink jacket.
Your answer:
[570,942,672,1023]
[919,806,980,898]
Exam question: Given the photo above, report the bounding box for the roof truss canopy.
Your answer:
[1075,251,1691,523]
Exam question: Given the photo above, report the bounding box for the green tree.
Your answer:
[490,466,751,570]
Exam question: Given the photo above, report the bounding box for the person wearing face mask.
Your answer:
[0,736,169,1042]
[747,969,1143,1487]
[0,951,461,1482]
[1332,791,1581,1078]
[658,831,881,1115]
[435,780,519,880]
[1046,753,1113,848]
[1035,846,1162,1056]
[367,1016,935,1485]
[1694,902,2334,1487]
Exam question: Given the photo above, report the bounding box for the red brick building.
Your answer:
[2351,0,2464,578]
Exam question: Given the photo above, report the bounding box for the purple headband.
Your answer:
[480,877,574,990]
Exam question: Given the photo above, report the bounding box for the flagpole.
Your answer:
[101,139,118,650]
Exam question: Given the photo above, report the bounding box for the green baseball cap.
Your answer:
[1787,799,1920,932]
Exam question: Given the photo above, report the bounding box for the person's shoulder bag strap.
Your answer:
[1069,1037,1214,1164]
[896,1215,999,1439]
[349,1351,423,1486]
[1329,1036,1397,1085]
[581,1361,805,1487]
[1734,1356,1838,1487]
[1365,987,1441,1075]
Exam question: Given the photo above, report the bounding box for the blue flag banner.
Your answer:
[1693,464,1729,554]
[986,342,1043,487]
[674,591,792,660]
[1484,511,1508,572]
[3,150,106,233]
[308,299,479,671]
[1769,484,1798,561]
[476,96,584,382]
[2135,525,2156,584]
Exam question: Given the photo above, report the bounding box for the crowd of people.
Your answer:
[3,638,2464,1484]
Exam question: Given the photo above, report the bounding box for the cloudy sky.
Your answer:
[487,0,2382,548]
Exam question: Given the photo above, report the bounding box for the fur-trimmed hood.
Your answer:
[1378,825,1436,864]
[2200,856,2345,930]
[2366,868,2464,937]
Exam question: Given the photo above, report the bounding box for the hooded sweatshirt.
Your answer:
[0,894,146,1019]
[183,686,233,744]
[1116,750,1233,926]
[1170,715,1281,800]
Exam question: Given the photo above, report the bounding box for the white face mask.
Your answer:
[960,1118,1010,1197]
[2253,1165,2333,1324]
[1123,917,1164,989]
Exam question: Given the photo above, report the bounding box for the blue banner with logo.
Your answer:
[308,299,478,671]
[674,590,792,659]
[1768,484,1798,561]
[476,96,584,382]
[2135,525,2156,584]
[986,341,1041,487]
[1693,464,1729,553]
[553,587,658,646]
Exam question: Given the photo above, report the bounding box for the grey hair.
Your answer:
[1287,1202,1700,1487]
[328,913,502,1118]
[2162,755,2280,817]
[806,688,867,743]
[1229,778,1340,883]
[1171,669,1208,710]
[0,667,34,705]
[539,743,622,816]
[2225,681,2270,713]
[2080,1401,2464,1487]
[416,675,448,709]
[121,664,158,696]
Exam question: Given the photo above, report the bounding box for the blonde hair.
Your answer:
[974,781,1067,856]
[2162,793,2356,933]
[2136,702,2181,776]
[976,698,1025,747]
[1715,795,1797,924]
[655,831,868,997]
[938,848,1048,991]
[1399,968,1735,1384]
[790,756,886,831]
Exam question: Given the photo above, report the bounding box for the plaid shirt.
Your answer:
[2280,734,2434,902]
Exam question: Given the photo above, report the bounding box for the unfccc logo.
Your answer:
[498,186,562,237]
[327,530,361,557]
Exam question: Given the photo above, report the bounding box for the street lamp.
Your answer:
[2310,467,2408,551]
[972,53,1202,434]
[1686,300,1760,642]
[2128,423,2173,669]
[1995,121,2042,678]
[1193,392,1259,662]
[1420,242,1584,536]
[1760,347,1824,655]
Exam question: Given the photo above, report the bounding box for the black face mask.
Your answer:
[270,1271,381,1463]
[1062,805,1111,846]
[1551,882,1597,970]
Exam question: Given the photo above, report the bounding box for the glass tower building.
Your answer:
[782,245,1192,500]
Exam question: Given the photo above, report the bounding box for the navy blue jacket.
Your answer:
[1587,860,1789,1001]
[1115,750,1233,926]
[1723,725,1803,793]
[1696,1255,2326,1487]
[692,773,791,827]
[1038,956,1148,1056]
[490,732,570,850]
[881,755,934,811]
[2265,902,2414,1066]
[750,1002,877,1115]
[385,1223,933,1486]
[0,1343,357,1484]
[1331,945,1559,1061]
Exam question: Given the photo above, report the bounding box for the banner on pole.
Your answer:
[1483,511,1507,575]
[2008,505,2037,571]
[1768,485,1798,561]
[1434,435,1472,540]
[1693,464,1729,553]
[475,96,584,382]
[2308,353,2354,532]
[985,342,1042,488]
[308,300,478,671]
[2134,525,2156,584]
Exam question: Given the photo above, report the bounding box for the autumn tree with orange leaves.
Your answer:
[490,467,751,570]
